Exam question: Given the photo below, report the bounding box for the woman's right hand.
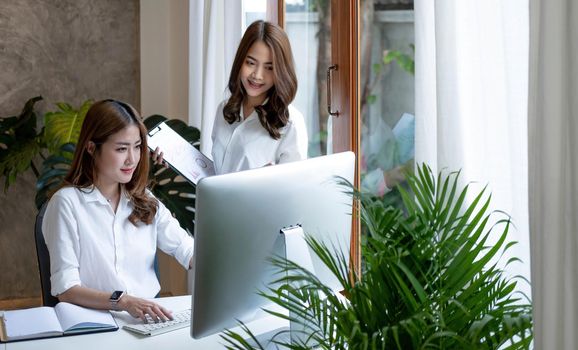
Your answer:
[118,294,173,323]
[151,147,167,167]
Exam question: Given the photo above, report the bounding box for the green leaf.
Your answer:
[35,142,74,208]
[44,100,93,153]
[0,138,40,192]
[366,94,377,105]
[0,96,44,190]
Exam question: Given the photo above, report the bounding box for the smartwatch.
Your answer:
[109,290,125,310]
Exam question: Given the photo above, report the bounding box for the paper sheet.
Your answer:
[147,122,215,184]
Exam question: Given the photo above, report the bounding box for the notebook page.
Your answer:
[3,307,62,339]
[54,303,116,332]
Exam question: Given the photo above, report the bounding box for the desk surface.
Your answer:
[3,295,288,350]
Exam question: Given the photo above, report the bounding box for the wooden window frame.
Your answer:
[277,0,361,276]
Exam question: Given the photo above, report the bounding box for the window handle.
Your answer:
[327,65,340,117]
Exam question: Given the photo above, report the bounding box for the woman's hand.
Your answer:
[118,294,173,323]
[151,147,168,168]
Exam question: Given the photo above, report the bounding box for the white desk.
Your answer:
[3,296,288,350]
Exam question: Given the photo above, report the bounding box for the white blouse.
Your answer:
[42,186,195,298]
[211,101,308,174]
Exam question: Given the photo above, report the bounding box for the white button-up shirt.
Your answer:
[211,101,308,174]
[42,186,194,298]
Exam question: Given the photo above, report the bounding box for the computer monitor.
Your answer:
[190,151,355,339]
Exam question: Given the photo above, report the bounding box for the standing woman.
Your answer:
[152,20,307,174]
[42,99,194,322]
[211,20,308,174]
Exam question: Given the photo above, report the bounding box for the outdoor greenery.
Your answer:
[222,165,533,349]
[0,97,198,234]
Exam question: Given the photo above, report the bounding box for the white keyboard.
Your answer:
[123,309,191,336]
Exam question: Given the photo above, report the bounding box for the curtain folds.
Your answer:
[528,0,578,348]
[189,0,242,155]
[414,0,531,296]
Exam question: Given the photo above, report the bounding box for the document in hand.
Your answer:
[147,121,215,185]
[0,302,118,342]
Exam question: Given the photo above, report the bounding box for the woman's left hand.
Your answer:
[151,147,168,168]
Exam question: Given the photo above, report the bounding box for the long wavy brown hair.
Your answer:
[61,99,158,225]
[223,20,297,139]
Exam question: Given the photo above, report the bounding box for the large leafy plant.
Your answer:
[222,165,533,349]
[0,96,45,188]
[0,96,90,194]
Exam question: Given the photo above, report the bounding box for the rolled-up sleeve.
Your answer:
[42,194,82,296]
[155,201,195,269]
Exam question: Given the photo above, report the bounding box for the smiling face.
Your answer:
[240,40,275,107]
[91,124,142,189]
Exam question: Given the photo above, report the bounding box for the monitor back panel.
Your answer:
[192,152,355,338]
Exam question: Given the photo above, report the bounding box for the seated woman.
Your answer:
[42,99,194,323]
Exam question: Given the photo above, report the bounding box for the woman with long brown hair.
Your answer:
[43,99,194,323]
[211,20,308,174]
[154,20,308,174]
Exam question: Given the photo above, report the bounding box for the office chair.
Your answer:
[34,202,60,307]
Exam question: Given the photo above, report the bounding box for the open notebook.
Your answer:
[0,302,118,342]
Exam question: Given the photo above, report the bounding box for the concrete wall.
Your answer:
[140,0,189,122]
[0,0,139,302]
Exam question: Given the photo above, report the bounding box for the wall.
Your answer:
[0,0,139,304]
[140,0,189,123]
[140,0,190,297]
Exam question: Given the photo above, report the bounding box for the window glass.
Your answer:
[243,0,267,28]
[360,1,415,206]
[284,0,331,158]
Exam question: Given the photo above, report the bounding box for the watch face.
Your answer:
[110,290,124,301]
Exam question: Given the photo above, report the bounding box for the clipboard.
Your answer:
[147,121,215,185]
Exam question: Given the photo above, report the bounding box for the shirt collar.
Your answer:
[239,97,269,122]
[78,185,130,206]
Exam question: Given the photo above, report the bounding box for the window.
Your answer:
[360,1,415,205]
[282,0,416,272]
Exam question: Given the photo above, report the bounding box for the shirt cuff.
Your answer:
[173,241,195,270]
[51,268,81,296]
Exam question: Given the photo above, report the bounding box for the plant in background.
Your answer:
[0,96,90,196]
[364,45,415,108]
[35,99,93,207]
[0,96,45,189]
[222,164,533,349]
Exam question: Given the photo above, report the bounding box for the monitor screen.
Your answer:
[190,152,355,339]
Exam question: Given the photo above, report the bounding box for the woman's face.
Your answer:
[92,125,142,187]
[240,40,274,105]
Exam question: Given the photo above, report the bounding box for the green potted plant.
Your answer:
[222,165,533,349]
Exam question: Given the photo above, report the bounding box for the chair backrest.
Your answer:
[34,203,59,307]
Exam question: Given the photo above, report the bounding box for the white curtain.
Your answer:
[189,0,242,155]
[528,0,578,348]
[414,0,531,297]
